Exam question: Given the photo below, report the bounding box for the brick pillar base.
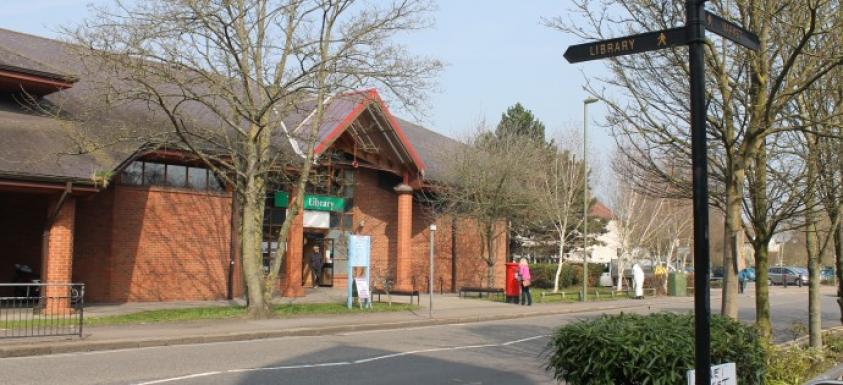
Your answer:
[283,205,304,297]
[42,196,76,314]
[394,184,413,291]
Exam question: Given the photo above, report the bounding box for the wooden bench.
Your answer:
[459,287,504,299]
[372,288,420,305]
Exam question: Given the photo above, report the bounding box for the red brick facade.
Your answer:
[43,196,76,313]
[348,168,506,292]
[394,184,414,290]
[72,185,231,302]
[0,167,506,304]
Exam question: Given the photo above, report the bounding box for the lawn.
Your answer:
[1,302,417,330]
[466,286,657,304]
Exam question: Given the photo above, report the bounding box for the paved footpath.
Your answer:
[0,294,694,358]
[1,285,837,359]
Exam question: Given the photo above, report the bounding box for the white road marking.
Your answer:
[134,372,222,385]
[131,334,551,385]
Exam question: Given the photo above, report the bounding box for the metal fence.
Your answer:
[0,283,85,338]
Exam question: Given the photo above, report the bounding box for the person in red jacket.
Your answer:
[518,258,532,306]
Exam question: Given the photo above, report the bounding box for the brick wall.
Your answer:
[351,169,399,285]
[43,196,76,313]
[74,185,232,302]
[348,168,506,292]
[73,189,114,302]
[411,209,507,291]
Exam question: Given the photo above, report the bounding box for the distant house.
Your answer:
[568,200,617,264]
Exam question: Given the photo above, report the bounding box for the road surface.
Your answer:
[0,287,837,385]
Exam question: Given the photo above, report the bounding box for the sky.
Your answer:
[1,0,617,198]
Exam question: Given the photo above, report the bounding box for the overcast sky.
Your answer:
[1,0,618,199]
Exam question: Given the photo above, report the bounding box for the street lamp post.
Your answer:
[582,97,598,302]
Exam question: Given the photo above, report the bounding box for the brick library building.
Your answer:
[0,29,506,304]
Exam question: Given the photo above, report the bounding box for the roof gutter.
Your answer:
[0,173,99,192]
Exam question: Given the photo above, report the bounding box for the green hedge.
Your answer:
[528,263,603,289]
[547,313,766,385]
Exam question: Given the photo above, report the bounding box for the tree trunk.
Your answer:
[722,169,744,319]
[241,174,271,318]
[615,255,626,291]
[754,242,772,337]
[835,220,843,324]
[485,222,497,288]
[553,235,565,292]
[806,218,822,348]
[805,134,822,348]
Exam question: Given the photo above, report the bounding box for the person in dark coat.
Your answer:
[309,245,323,286]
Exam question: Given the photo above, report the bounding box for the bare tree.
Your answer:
[547,0,843,335]
[434,128,545,288]
[533,141,587,292]
[643,199,693,292]
[63,0,441,317]
[610,173,666,291]
[794,69,843,348]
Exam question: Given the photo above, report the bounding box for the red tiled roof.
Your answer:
[590,201,614,220]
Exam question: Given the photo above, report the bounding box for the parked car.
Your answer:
[768,266,808,286]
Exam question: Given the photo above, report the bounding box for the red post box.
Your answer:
[505,262,520,303]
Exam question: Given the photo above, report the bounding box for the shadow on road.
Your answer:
[229,344,543,385]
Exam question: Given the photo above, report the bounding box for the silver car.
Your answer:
[767,266,808,286]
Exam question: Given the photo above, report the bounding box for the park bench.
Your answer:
[458,287,504,299]
[371,288,420,305]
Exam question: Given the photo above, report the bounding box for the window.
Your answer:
[144,163,165,185]
[166,165,187,187]
[121,160,224,192]
[187,167,208,190]
[122,161,143,185]
[208,172,225,192]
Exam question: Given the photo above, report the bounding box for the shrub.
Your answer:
[528,263,603,290]
[766,331,843,385]
[547,313,766,385]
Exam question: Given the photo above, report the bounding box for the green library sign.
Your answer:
[274,191,345,212]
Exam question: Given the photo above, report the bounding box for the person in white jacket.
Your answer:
[632,263,645,299]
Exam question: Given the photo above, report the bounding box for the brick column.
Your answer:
[282,201,305,297]
[42,196,76,314]
[394,183,413,290]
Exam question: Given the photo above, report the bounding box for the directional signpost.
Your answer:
[563,27,688,63]
[563,2,759,385]
[705,11,761,50]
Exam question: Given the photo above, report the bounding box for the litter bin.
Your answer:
[505,262,520,304]
[668,272,687,296]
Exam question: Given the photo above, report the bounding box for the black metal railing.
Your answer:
[0,283,85,338]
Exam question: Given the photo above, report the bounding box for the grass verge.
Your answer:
[0,303,417,329]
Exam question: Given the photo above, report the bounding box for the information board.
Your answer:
[348,235,371,267]
[347,235,372,309]
[354,277,370,300]
[686,363,736,385]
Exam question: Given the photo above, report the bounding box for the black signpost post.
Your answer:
[563,1,759,384]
